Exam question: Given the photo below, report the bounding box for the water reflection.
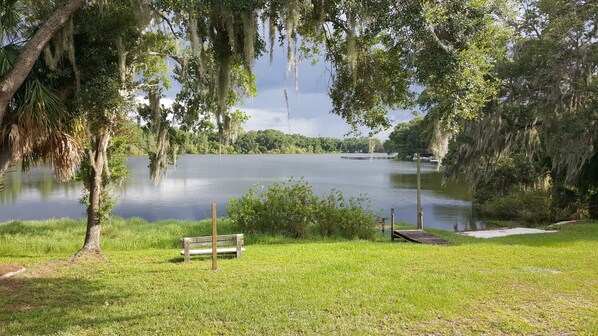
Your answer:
[1,168,80,205]
[0,155,485,231]
[389,171,472,201]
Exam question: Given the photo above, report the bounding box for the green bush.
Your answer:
[228,178,317,237]
[316,190,378,239]
[478,189,552,224]
[227,179,379,239]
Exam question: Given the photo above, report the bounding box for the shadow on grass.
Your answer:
[0,276,146,335]
[168,253,241,263]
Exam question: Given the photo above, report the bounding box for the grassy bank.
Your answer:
[1,218,597,335]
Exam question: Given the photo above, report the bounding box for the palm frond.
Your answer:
[1,123,33,160]
[0,0,22,41]
[0,123,83,181]
[0,44,19,77]
[41,130,83,181]
[16,79,65,129]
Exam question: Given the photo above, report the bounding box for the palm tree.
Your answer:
[0,1,83,184]
[0,0,86,124]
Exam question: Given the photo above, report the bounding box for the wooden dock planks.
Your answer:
[392,230,451,245]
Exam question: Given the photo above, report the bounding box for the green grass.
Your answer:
[1,218,597,335]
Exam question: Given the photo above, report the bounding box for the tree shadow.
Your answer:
[168,253,240,263]
[0,275,149,334]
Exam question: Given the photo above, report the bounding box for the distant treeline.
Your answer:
[124,122,383,155]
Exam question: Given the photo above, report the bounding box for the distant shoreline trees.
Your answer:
[125,122,383,155]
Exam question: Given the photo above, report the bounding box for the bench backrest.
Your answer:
[180,234,244,249]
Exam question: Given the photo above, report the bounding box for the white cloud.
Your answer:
[241,107,354,138]
[158,44,420,140]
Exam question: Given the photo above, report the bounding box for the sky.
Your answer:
[237,48,418,140]
[163,45,418,140]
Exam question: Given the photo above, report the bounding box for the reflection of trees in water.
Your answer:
[0,170,22,204]
[389,172,472,201]
[0,169,80,204]
[430,203,483,232]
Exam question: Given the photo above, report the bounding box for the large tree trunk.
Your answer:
[75,128,111,257]
[0,0,86,125]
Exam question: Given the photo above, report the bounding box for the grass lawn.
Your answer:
[0,218,597,335]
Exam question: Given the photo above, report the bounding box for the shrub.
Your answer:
[478,189,552,224]
[227,178,379,239]
[228,178,317,238]
[315,190,378,239]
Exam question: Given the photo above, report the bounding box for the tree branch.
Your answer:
[154,10,180,38]
[0,0,86,125]
[426,23,457,55]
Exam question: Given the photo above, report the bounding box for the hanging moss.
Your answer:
[188,15,204,74]
[346,11,357,87]
[430,119,451,166]
[268,15,276,64]
[116,37,127,83]
[241,11,256,69]
[147,89,171,185]
[225,15,236,52]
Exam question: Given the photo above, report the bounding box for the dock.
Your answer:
[392,230,451,245]
[340,156,396,160]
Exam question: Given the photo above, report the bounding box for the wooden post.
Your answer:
[390,208,395,241]
[183,238,190,263]
[416,153,423,230]
[212,203,217,271]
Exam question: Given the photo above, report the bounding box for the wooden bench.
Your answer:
[180,234,245,262]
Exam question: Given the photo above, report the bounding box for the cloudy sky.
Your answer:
[164,45,417,140]
[238,48,418,140]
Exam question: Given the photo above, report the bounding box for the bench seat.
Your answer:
[180,247,246,256]
[180,234,244,262]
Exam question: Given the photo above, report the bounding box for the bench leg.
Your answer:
[184,239,190,262]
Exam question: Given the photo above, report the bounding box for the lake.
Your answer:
[0,154,484,231]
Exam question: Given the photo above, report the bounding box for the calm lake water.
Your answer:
[0,154,484,231]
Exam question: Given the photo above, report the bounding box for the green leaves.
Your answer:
[227,178,379,239]
[0,44,19,77]
[16,80,65,128]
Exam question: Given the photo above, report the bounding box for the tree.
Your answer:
[0,0,86,126]
[149,0,513,158]
[0,1,86,179]
[384,117,432,159]
[69,2,142,255]
[447,0,597,217]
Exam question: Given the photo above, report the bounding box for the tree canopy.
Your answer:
[446,0,597,218]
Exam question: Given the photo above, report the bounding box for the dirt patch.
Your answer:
[460,228,558,238]
[0,264,24,277]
